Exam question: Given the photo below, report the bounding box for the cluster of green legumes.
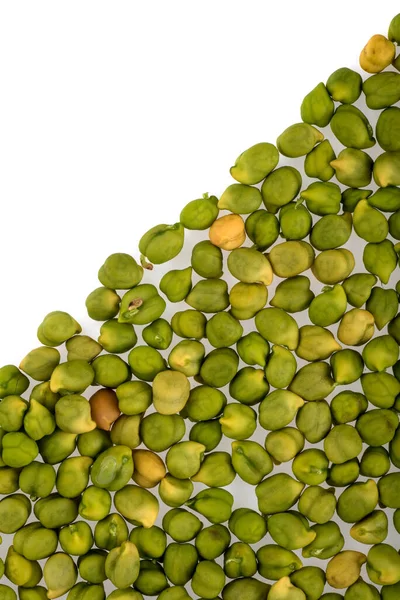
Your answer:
[2,14,400,600]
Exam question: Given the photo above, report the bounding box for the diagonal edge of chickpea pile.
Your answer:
[1,12,400,600]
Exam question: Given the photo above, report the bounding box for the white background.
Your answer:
[1,1,400,596]
[0,0,399,363]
